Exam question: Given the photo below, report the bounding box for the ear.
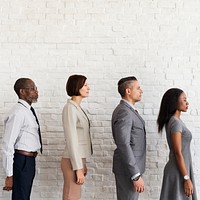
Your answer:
[19,88,25,97]
[125,88,131,95]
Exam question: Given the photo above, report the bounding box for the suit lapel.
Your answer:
[133,109,145,125]
[120,100,145,126]
[68,99,90,123]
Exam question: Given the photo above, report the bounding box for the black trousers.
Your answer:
[12,153,36,200]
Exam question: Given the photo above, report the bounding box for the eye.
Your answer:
[24,86,37,91]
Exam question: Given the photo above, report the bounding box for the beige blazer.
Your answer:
[62,99,92,170]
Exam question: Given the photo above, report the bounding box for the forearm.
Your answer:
[174,153,188,176]
[117,144,140,175]
[2,145,14,177]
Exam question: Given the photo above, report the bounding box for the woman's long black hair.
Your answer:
[157,88,183,132]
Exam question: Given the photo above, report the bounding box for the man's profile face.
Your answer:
[127,80,143,104]
[20,80,38,104]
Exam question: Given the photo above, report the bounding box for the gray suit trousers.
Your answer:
[115,174,139,200]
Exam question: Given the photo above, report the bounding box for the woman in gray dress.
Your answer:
[157,88,197,200]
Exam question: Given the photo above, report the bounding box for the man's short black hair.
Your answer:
[14,78,32,98]
[118,76,137,97]
[118,76,137,86]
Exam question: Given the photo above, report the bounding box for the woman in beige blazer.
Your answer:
[61,74,92,200]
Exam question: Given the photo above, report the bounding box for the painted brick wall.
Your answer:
[0,0,200,199]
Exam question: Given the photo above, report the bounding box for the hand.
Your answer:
[83,165,87,176]
[75,169,85,185]
[3,176,13,191]
[132,176,145,193]
[184,179,193,197]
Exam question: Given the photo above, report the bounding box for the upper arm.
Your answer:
[3,112,24,147]
[62,105,77,137]
[171,131,182,155]
[112,109,132,145]
[170,119,183,156]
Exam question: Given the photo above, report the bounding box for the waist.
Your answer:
[15,150,38,158]
[62,145,92,158]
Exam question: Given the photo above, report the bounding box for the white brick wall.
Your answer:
[0,0,200,199]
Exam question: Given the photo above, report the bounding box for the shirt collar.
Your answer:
[18,99,31,109]
[121,99,136,110]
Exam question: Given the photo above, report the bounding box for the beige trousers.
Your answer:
[61,158,85,200]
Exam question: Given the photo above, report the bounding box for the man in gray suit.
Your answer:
[112,76,146,200]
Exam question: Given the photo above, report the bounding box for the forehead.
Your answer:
[25,80,35,86]
[179,92,186,98]
[131,80,139,87]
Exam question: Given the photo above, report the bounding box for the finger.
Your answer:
[185,191,190,197]
[3,186,11,191]
[76,178,80,184]
[191,188,193,195]
[187,188,193,196]
[3,186,7,191]
[76,178,84,185]
[136,187,141,193]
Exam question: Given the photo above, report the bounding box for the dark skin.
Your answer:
[3,80,38,191]
[171,93,193,197]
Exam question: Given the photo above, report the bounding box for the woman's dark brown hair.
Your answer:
[66,74,87,96]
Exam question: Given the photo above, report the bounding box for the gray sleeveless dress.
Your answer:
[160,116,197,200]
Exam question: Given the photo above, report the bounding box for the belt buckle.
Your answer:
[32,152,37,157]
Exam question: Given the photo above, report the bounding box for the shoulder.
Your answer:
[168,116,182,126]
[112,104,132,124]
[5,104,26,122]
[113,102,131,114]
[167,116,183,133]
[63,100,78,111]
[62,100,80,119]
[9,103,26,115]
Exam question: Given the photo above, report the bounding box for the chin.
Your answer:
[32,99,38,103]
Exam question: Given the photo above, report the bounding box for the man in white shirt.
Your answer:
[2,78,42,200]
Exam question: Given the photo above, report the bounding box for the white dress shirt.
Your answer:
[2,99,41,176]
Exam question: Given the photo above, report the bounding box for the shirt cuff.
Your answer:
[131,173,141,180]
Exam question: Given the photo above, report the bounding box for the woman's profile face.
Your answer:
[177,92,189,112]
[79,80,90,98]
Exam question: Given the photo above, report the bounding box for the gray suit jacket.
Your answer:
[112,100,146,178]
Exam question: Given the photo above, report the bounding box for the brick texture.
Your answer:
[0,0,200,199]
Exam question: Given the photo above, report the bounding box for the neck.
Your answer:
[173,110,181,119]
[71,96,82,106]
[122,97,136,105]
[19,98,32,106]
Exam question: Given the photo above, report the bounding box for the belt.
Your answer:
[15,150,38,158]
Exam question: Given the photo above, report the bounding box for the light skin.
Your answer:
[171,92,193,197]
[123,80,143,105]
[3,80,38,192]
[71,80,90,185]
[123,80,145,193]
